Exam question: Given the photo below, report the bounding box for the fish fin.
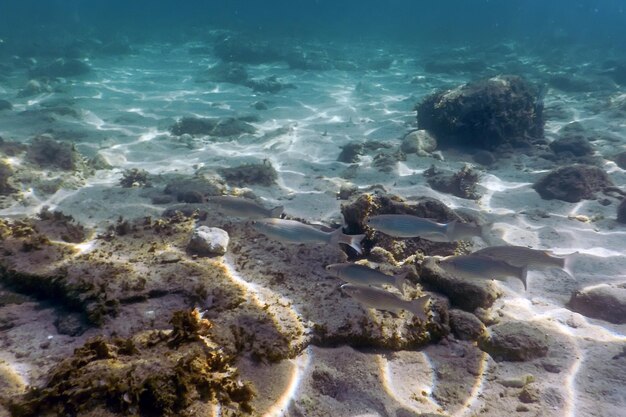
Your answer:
[407,296,430,321]
[270,205,284,218]
[331,228,365,255]
[394,271,409,294]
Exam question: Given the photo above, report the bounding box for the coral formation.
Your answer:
[119,168,151,188]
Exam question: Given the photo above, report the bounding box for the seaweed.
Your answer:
[4,309,255,417]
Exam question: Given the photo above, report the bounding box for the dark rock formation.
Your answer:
[119,168,151,188]
[0,99,12,111]
[218,161,278,186]
[533,164,613,203]
[163,176,224,201]
[420,257,502,311]
[338,143,364,163]
[549,135,594,157]
[567,282,626,324]
[170,117,256,137]
[341,193,475,260]
[416,75,544,150]
[25,135,83,171]
[449,309,486,341]
[478,321,550,361]
[424,165,481,200]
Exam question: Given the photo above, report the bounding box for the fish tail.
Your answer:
[332,228,365,254]
[270,205,284,218]
[394,271,409,294]
[562,252,577,279]
[444,220,457,240]
[518,265,528,291]
[407,295,430,321]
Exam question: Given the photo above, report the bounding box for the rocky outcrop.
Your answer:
[567,282,626,324]
[478,321,550,361]
[416,75,544,150]
[533,164,613,203]
[170,117,256,137]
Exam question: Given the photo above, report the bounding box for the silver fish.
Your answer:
[341,284,429,321]
[366,214,482,242]
[436,254,528,290]
[252,218,365,254]
[207,196,283,218]
[326,263,408,293]
[473,246,574,275]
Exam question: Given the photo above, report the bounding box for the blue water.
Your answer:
[1,1,625,46]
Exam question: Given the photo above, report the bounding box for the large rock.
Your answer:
[400,130,437,156]
[416,75,544,150]
[449,309,486,341]
[567,283,626,324]
[170,117,255,137]
[478,321,550,361]
[533,164,613,203]
[341,193,474,260]
[549,135,594,157]
[187,226,229,256]
[25,135,84,171]
[420,257,502,311]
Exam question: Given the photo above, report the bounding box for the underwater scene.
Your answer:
[0,1,625,416]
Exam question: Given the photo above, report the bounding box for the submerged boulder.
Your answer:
[170,117,255,137]
[25,135,83,171]
[478,321,550,362]
[567,283,626,324]
[400,130,437,156]
[187,226,229,256]
[424,164,481,200]
[416,75,544,150]
[533,164,613,203]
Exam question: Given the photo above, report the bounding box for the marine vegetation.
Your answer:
[3,309,255,417]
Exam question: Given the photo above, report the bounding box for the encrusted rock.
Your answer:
[187,226,229,256]
[163,176,224,201]
[0,160,17,196]
[170,116,255,137]
[416,75,544,149]
[424,164,481,200]
[449,309,486,340]
[567,282,626,324]
[218,161,278,187]
[25,135,84,171]
[478,321,550,361]
[341,193,471,260]
[533,164,613,203]
[420,257,501,311]
[400,130,437,156]
[549,135,594,157]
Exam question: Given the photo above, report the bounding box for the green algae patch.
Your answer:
[4,309,255,417]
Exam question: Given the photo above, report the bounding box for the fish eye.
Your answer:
[325,265,331,270]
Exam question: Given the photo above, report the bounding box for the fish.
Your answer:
[341,284,429,321]
[473,245,575,276]
[366,214,482,242]
[325,263,408,293]
[252,218,365,254]
[435,254,528,290]
[207,195,283,218]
